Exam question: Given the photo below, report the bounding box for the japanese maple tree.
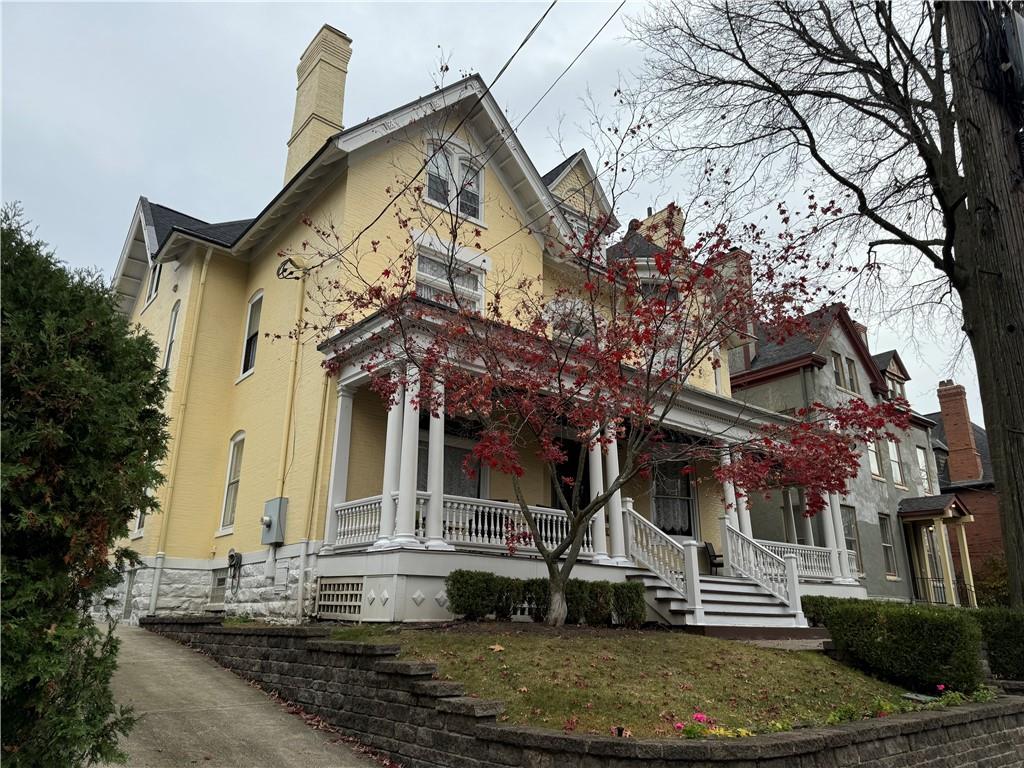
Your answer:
[288,116,907,625]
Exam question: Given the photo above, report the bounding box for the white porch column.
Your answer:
[588,426,610,562]
[719,449,739,529]
[829,492,853,580]
[425,379,452,550]
[322,384,355,552]
[937,520,958,606]
[955,523,977,607]
[818,492,843,581]
[735,489,752,538]
[393,366,424,547]
[781,488,798,545]
[796,488,815,546]
[374,382,404,546]
[603,425,627,563]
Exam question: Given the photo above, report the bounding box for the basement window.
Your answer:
[210,568,228,604]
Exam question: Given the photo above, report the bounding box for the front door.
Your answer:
[653,462,696,541]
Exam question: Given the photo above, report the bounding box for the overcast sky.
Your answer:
[2,1,984,424]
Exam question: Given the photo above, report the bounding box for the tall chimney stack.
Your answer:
[285,24,352,183]
[937,379,983,482]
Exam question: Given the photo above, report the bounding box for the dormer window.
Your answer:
[424,141,484,223]
[888,376,906,400]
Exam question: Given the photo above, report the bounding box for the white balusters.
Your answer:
[623,507,688,600]
[334,496,383,547]
[725,524,790,604]
[758,540,834,580]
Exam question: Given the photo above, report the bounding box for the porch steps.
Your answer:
[628,573,806,629]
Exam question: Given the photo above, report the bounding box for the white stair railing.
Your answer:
[723,523,793,605]
[623,506,690,601]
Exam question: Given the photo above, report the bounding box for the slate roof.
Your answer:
[743,305,839,373]
[872,350,896,373]
[922,411,994,487]
[540,151,582,186]
[147,202,254,250]
[898,494,961,515]
[604,226,663,263]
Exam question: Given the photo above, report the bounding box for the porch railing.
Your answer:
[759,540,833,580]
[724,524,791,604]
[624,507,689,599]
[333,493,593,555]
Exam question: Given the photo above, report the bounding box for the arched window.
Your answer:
[220,431,245,530]
[163,300,181,370]
[423,139,484,223]
[240,291,263,376]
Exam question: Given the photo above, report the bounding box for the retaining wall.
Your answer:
[140,617,1024,767]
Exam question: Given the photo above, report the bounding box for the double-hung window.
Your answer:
[879,515,898,576]
[220,432,245,530]
[866,441,883,478]
[163,300,181,370]
[831,352,846,388]
[424,141,483,223]
[415,250,483,310]
[889,439,906,487]
[145,261,162,303]
[916,446,933,493]
[241,292,262,376]
[839,504,862,573]
[845,358,860,394]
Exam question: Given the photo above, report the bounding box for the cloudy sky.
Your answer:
[2,1,983,423]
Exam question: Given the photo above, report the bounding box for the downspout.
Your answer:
[266,272,307,582]
[149,247,214,614]
[296,372,331,618]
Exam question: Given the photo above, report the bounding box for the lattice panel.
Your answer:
[316,577,364,619]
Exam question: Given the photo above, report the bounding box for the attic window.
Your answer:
[423,141,484,223]
[888,376,906,400]
[145,261,162,303]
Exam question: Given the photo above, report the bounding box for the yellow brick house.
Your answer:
[111,25,867,627]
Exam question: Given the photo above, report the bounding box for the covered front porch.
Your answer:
[900,494,978,607]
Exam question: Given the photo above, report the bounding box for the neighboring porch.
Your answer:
[899,494,978,608]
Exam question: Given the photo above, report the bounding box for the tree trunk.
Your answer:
[546,572,569,626]
[947,2,1024,607]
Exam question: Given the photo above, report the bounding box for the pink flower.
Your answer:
[673,722,684,731]
[936,684,945,692]
[692,712,709,724]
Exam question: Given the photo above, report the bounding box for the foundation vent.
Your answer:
[316,576,364,619]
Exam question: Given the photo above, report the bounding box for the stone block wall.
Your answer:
[141,618,1024,768]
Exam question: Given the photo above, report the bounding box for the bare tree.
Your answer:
[629,0,1024,606]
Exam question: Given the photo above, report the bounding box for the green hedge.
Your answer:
[803,597,983,693]
[972,607,1024,680]
[444,570,645,627]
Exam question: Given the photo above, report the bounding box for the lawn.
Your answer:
[332,623,911,737]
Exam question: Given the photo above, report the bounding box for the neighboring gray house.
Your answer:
[728,304,976,605]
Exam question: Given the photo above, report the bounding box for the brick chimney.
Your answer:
[937,379,983,481]
[284,24,352,183]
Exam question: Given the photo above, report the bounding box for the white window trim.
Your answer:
[421,138,487,228]
[163,300,181,370]
[414,247,485,311]
[866,440,884,479]
[879,514,899,578]
[219,431,245,531]
[144,260,162,306]
[240,290,263,377]
[888,439,907,488]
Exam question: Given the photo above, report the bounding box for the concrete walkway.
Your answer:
[106,626,383,768]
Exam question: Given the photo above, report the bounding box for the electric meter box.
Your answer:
[261,497,288,545]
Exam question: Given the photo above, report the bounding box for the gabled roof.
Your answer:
[898,493,971,519]
[923,412,994,488]
[146,201,253,251]
[731,304,889,396]
[872,349,910,380]
[541,152,582,186]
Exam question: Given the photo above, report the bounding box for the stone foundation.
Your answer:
[142,618,1024,768]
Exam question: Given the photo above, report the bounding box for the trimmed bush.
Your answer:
[801,595,839,627]
[522,579,550,622]
[584,581,614,626]
[493,577,524,621]
[972,607,1024,680]
[445,570,497,620]
[611,581,646,628]
[808,598,982,693]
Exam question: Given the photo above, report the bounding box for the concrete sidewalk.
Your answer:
[106,626,384,768]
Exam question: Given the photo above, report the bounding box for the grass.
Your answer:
[331,623,912,737]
